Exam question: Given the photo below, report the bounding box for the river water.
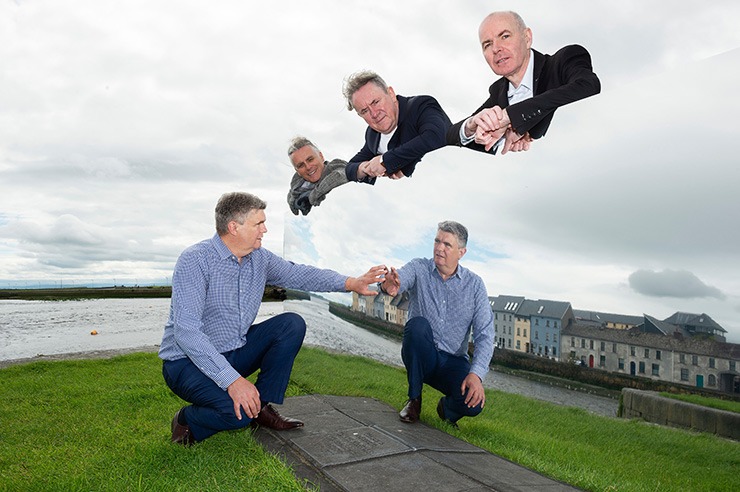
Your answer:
[0,297,618,417]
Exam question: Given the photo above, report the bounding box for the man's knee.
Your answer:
[404,316,432,339]
[278,312,307,342]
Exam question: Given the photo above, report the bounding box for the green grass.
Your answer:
[659,392,740,414]
[2,349,739,491]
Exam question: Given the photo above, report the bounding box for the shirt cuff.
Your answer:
[460,117,475,145]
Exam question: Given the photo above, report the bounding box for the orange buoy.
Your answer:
[91,330,98,335]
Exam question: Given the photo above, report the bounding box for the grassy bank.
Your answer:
[1,349,738,491]
[660,392,740,414]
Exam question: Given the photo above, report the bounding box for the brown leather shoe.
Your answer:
[252,403,304,431]
[399,397,421,423]
[436,397,459,430]
[171,406,195,446]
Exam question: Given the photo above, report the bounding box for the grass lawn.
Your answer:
[1,348,738,491]
[659,392,740,414]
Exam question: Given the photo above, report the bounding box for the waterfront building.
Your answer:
[490,295,524,351]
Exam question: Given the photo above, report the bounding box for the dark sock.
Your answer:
[177,409,187,426]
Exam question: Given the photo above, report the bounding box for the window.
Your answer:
[571,337,575,347]
[652,364,660,376]
[553,334,557,343]
[553,347,557,357]
[546,320,550,327]
[570,351,576,359]
[599,355,606,367]
[535,331,539,339]
[692,355,698,366]
[613,343,617,353]
[581,339,586,348]
[600,341,605,351]
[555,321,559,328]
[644,349,650,358]
[495,313,498,319]
[618,358,625,370]
[656,350,661,360]
[517,327,520,336]
[708,374,716,386]
[639,362,645,374]
[731,361,736,372]
[535,319,539,325]
[681,368,689,381]
[630,346,636,356]
[679,353,685,364]
[590,340,594,350]
[709,358,715,368]
[508,339,512,348]
[545,333,549,341]
[524,329,527,338]
[516,340,520,349]
[509,314,513,322]
[495,324,498,332]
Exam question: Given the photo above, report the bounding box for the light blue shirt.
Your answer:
[397,258,494,380]
[159,233,347,389]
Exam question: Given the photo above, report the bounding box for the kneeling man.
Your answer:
[159,192,386,445]
[381,221,494,428]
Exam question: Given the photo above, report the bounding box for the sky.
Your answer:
[2,0,740,342]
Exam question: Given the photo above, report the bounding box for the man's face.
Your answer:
[478,12,532,82]
[235,208,267,254]
[433,230,466,273]
[352,82,399,135]
[290,145,325,183]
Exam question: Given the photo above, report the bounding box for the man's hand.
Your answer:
[388,169,405,180]
[227,377,261,420]
[461,373,485,408]
[501,130,533,155]
[365,155,386,178]
[469,107,511,151]
[345,265,389,295]
[380,266,400,296]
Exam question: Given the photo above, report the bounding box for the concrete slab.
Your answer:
[252,394,582,491]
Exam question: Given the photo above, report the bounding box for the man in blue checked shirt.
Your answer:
[159,192,387,446]
[380,221,494,429]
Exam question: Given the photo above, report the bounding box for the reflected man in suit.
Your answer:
[447,11,600,154]
[343,71,451,184]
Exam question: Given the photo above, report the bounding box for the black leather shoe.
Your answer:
[252,403,304,431]
[436,397,459,430]
[171,406,195,446]
[399,397,421,423]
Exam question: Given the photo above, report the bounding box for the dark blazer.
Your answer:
[446,45,600,152]
[346,94,451,184]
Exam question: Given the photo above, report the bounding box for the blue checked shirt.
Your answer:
[159,233,348,390]
[397,258,494,380]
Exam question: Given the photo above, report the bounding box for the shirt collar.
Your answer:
[429,257,464,281]
[211,233,239,261]
[507,49,534,99]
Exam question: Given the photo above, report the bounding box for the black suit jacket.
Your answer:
[346,94,451,184]
[447,45,600,152]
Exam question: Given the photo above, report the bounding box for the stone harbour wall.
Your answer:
[620,388,740,441]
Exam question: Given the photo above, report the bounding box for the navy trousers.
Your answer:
[162,312,306,442]
[401,316,483,423]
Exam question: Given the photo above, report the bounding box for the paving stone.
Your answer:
[253,394,582,491]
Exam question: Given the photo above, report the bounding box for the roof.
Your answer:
[573,309,643,326]
[664,312,727,334]
[489,295,525,313]
[529,299,572,319]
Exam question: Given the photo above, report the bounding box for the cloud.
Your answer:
[628,269,726,300]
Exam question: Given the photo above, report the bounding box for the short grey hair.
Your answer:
[438,221,468,249]
[287,136,320,157]
[342,70,389,111]
[215,192,267,235]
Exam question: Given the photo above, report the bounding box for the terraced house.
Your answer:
[564,318,740,393]
[490,296,574,360]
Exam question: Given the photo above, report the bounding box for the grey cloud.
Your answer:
[628,269,726,300]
